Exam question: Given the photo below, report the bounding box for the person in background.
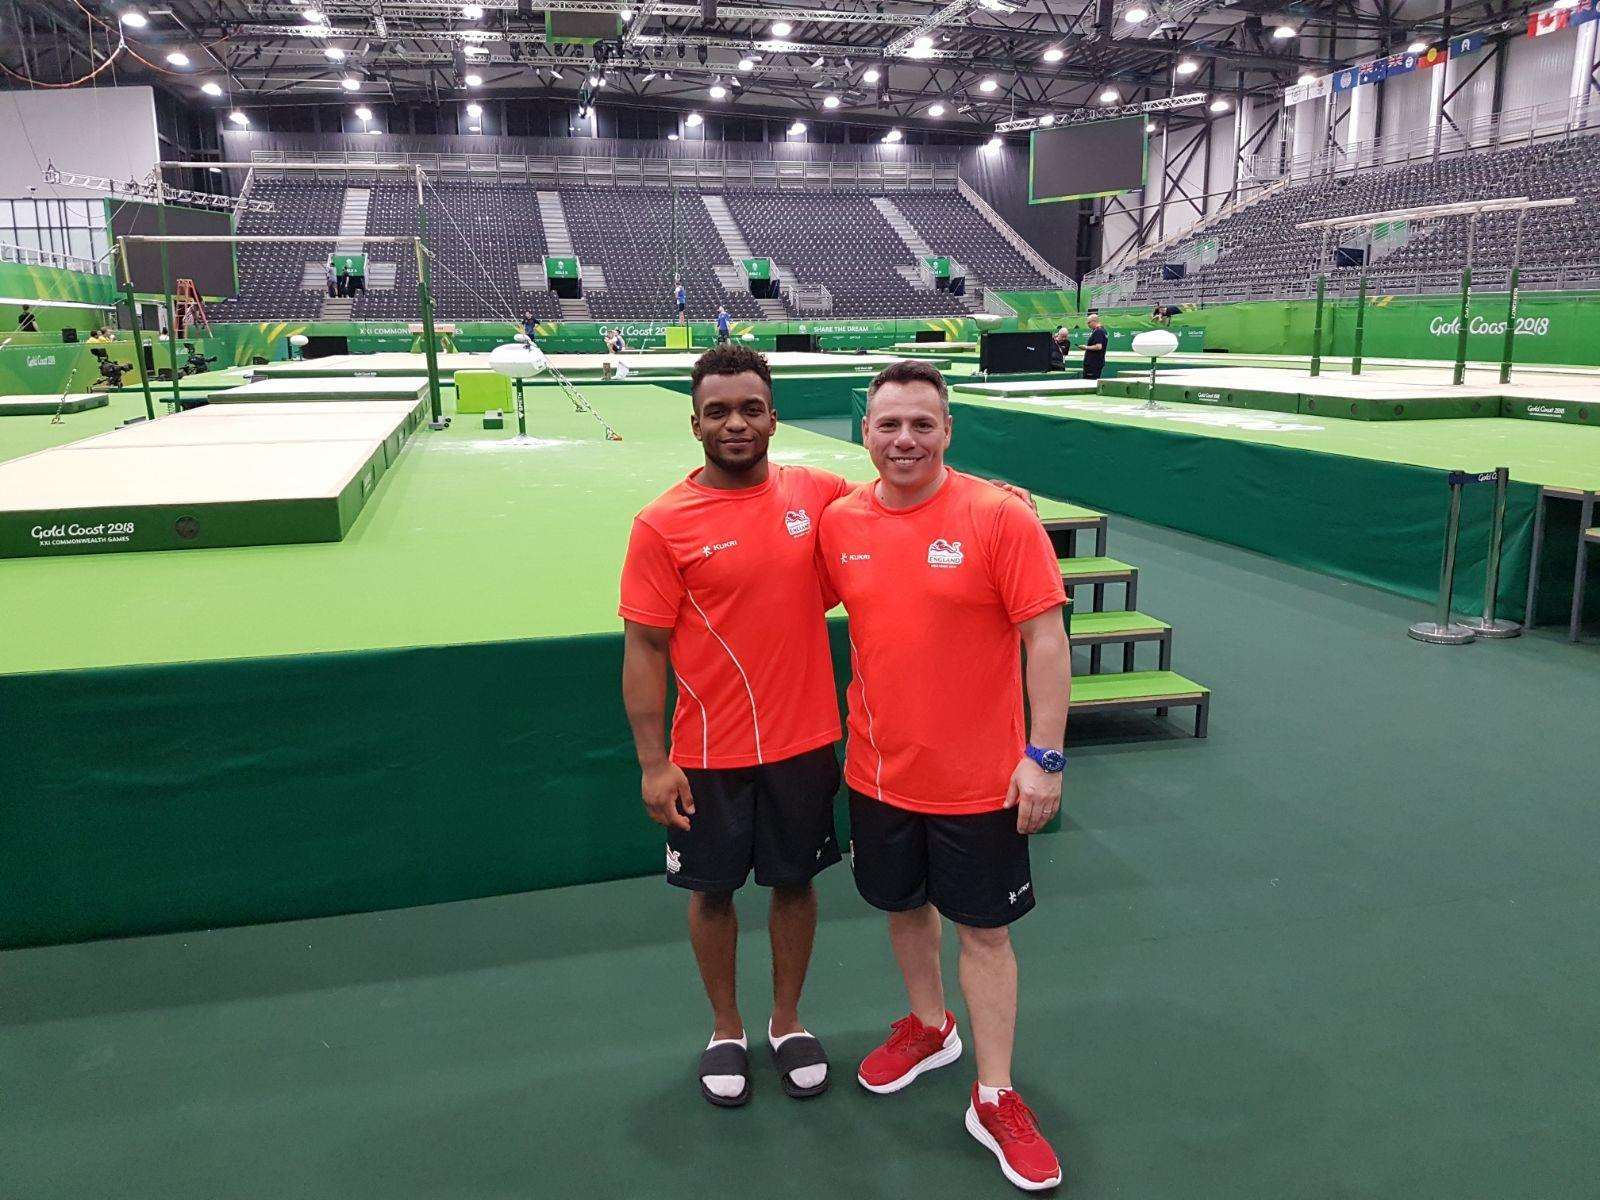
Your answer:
[604,327,627,355]
[337,263,351,298]
[675,277,688,325]
[326,259,338,298]
[715,305,732,345]
[1049,326,1071,371]
[87,327,114,345]
[16,305,39,332]
[349,262,366,296]
[1080,314,1109,381]
[521,311,538,343]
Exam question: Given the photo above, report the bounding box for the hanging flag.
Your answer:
[1331,66,1362,92]
[1528,7,1570,36]
[1385,51,1419,76]
[1358,60,1389,84]
[1574,0,1600,27]
[1416,43,1449,69]
[1448,33,1483,57]
[1285,74,1333,105]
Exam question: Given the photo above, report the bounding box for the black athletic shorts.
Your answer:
[667,744,842,892]
[848,790,1035,928]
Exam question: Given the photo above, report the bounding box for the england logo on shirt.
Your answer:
[927,538,965,568]
[784,509,811,537]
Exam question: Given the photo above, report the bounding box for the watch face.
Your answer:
[1032,747,1065,772]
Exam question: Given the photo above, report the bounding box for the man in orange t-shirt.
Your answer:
[819,359,1071,1192]
[620,345,851,1108]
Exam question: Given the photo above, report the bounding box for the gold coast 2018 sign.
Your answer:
[1428,315,1552,337]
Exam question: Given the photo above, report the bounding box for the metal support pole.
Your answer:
[155,192,181,413]
[1463,466,1521,637]
[515,377,527,439]
[1452,214,1476,386]
[1499,210,1526,385]
[1310,230,1330,377]
[117,239,156,422]
[1352,261,1369,376]
[1409,471,1477,644]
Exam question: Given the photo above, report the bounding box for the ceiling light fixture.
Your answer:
[1272,24,1297,38]
[709,83,727,98]
[1039,113,1055,125]
[928,103,944,116]
[986,134,1003,149]
[884,127,903,142]
[119,9,148,27]
[978,77,998,92]
[229,110,248,124]
[1406,39,1428,53]
[467,101,482,116]
[823,94,840,109]
[1124,6,1148,23]
[355,105,372,120]
[341,76,360,90]
[165,50,190,66]
[771,20,792,36]
[789,120,806,134]
[1042,46,1064,62]
[461,3,483,17]
[302,8,323,23]
[1209,97,1230,112]
[464,72,483,86]
[1099,87,1118,103]
[201,80,223,96]
[863,66,880,83]
[1175,58,1199,75]
[685,111,703,126]
[324,46,345,60]
[668,132,679,140]
[738,57,754,72]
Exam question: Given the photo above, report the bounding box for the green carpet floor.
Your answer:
[4,507,1597,1199]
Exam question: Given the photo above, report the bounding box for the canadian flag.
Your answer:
[1528,8,1570,36]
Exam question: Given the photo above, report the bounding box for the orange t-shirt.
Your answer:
[620,464,853,770]
[819,469,1066,814]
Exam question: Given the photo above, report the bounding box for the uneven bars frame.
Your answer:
[113,233,445,425]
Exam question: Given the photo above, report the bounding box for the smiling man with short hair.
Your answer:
[619,344,850,1108]
[819,358,1071,1192]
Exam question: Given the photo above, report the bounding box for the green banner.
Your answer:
[544,256,581,280]
[742,257,772,281]
[330,254,366,275]
[923,255,952,278]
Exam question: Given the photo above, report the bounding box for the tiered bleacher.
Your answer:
[892,192,1056,291]
[1115,135,1600,304]
[720,189,970,317]
[211,180,343,321]
[561,186,765,321]
[217,175,1041,321]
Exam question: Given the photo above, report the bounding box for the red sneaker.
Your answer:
[965,1084,1063,1192]
[856,1011,962,1093]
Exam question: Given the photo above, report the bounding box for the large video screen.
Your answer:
[107,200,238,298]
[1029,117,1148,204]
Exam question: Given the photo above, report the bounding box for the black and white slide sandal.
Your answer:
[699,1040,752,1108]
[770,1032,830,1100]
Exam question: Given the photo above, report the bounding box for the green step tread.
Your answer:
[1058,555,1135,577]
[1036,498,1104,523]
[1074,670,1209,704]
[1070,610,1170,636]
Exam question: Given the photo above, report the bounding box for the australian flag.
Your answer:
[1358,60,1389,85]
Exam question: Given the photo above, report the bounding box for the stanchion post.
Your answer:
[1463,466,1521,638]
[1352,263,1369,377]
[1409,471,1478,644]
[515,377,527,439]
[117,239,156,422]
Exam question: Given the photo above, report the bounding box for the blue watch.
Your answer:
[1025,745,1065,773]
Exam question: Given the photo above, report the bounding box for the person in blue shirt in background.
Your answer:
[675,278,687,325]
[715,305,732,344]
